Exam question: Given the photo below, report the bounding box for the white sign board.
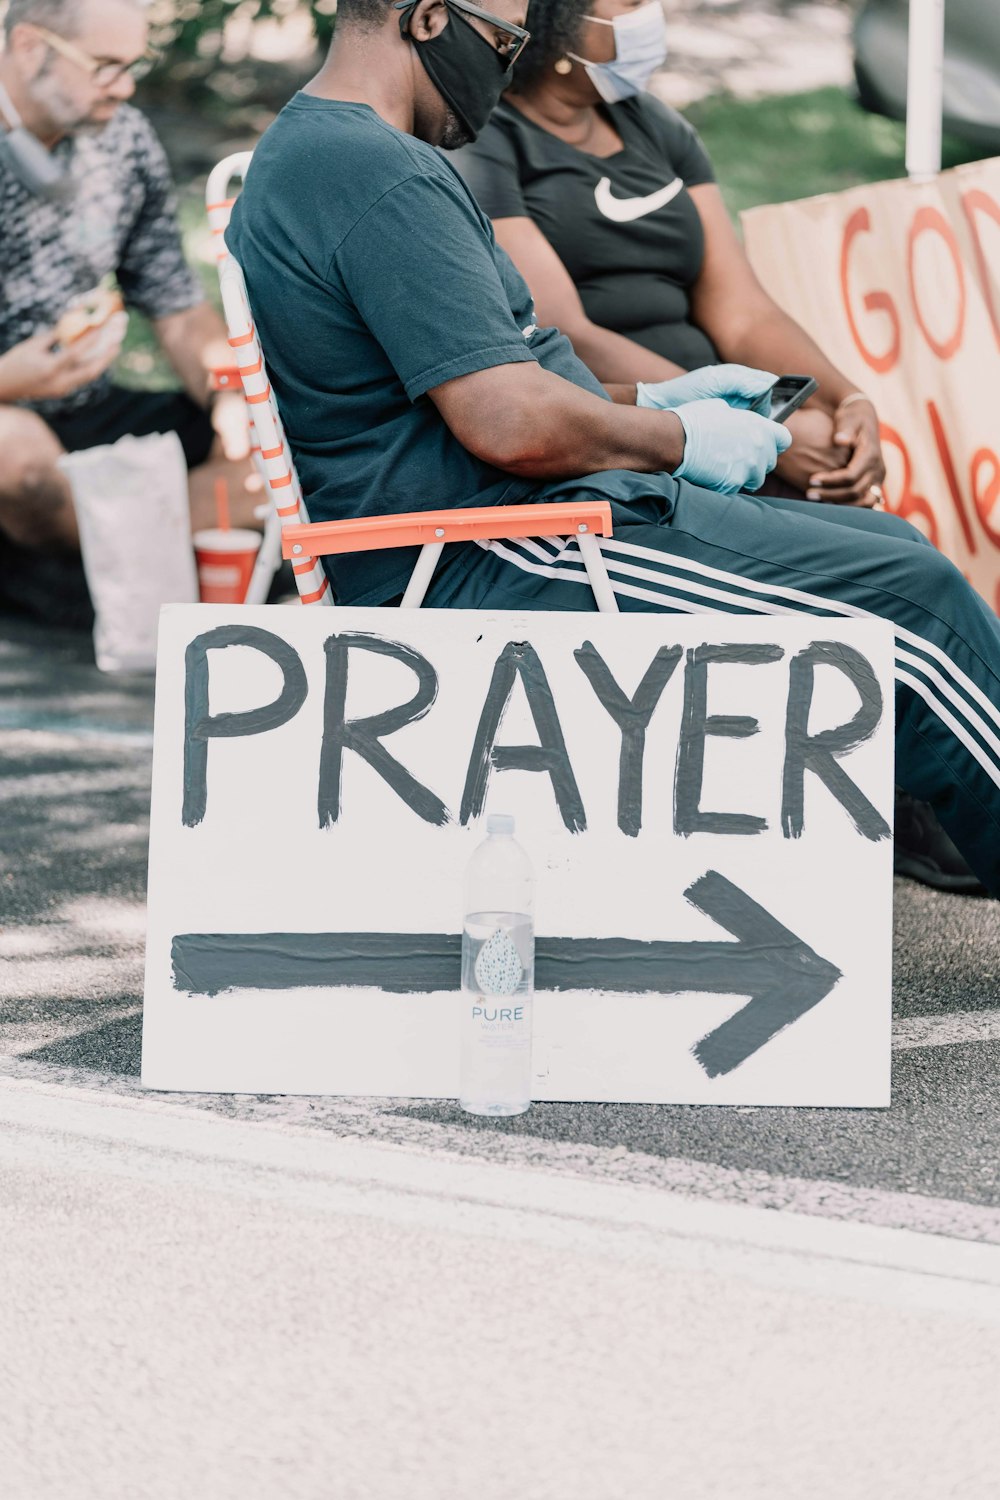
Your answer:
[143,605,895,1106]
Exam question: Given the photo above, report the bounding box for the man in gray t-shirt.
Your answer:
[0,0,254,614]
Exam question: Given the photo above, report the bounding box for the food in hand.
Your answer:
[53,287,125,347]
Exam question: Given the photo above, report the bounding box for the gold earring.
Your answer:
[554,57,573,75]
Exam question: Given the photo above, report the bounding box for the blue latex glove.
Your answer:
[672,398,792,494]
[636,364,777,414]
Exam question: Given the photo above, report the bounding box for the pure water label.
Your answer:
[461,912,533,1114]
[473,927,523,997]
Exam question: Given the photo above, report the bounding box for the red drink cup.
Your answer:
[192,527,262,604]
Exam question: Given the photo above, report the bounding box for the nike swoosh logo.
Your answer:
[594,175,684,223]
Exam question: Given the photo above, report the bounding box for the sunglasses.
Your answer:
[394,0,531,65]
[27,24,157,88]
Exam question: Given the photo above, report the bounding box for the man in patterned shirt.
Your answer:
[0,0,255,621]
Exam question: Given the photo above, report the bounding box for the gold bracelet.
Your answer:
[837,391,874,410]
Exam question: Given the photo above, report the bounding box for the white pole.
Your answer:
[577,532,619,613]
[905,0,945,180]
[399,541,445,608]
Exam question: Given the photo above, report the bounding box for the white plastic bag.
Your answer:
[59,431,198,673]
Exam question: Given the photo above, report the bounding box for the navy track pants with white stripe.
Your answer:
[424,470,1000,897]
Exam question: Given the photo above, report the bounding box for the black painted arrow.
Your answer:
[170,870,842,1078]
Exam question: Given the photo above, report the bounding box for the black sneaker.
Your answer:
[893,790,987,895]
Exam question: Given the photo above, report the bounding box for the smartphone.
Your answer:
[751,374,818,424]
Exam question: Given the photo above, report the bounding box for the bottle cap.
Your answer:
[487,813,515,836]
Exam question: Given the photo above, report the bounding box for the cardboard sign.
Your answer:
[142,605,895,1106]
[742,156,1000,613]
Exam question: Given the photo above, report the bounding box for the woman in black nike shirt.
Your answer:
[454,0,989,891]
[453,0,887,506]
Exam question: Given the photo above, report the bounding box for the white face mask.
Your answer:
[568,1,669,105]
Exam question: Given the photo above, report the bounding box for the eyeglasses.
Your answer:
[27,25,157,87]
[394,0,531,66]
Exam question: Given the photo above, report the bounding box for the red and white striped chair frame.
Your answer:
[219,252,334,605]
[206,152,620,612]
[206,153,285,606]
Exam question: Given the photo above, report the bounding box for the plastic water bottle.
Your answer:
[460,813,534,1116]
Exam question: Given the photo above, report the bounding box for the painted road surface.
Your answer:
[2,615,999,1496]
[2,1077,1000,1500]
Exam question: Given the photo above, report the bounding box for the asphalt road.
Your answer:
[2,612,999,1499]
[2,612,998,1218]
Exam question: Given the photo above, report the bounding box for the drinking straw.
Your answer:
[215,475,230,532]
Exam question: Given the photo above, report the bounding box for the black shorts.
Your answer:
[0,385,215,629]
[46,384,216,470]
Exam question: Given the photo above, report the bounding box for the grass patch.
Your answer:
[685,86,983,219]
[116,192,222,391]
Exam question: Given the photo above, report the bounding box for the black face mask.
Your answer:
[399,0,513,146]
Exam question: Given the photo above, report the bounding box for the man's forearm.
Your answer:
[153,303,231,407]
[437,364,685,479]
[506,390,684,477]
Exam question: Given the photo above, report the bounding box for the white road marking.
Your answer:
[893,1010,1000,1050]
[2,1055,1000,1251]
[1,1070,999,1324]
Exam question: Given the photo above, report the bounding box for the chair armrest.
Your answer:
[280,501,613,561]
[208,366,244,393]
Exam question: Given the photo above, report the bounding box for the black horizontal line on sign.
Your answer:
[169,871,842,1077]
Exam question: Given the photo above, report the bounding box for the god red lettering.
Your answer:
[970,447,1000,551]
[879,423,938,547]
[907,208,966,361]
[961,190,1000,354]
[840,207,901,374]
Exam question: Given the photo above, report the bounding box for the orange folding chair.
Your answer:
[205,154,285,605]
[205,153,620,613]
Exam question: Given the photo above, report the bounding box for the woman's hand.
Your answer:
[802,396,886,506]
[773,406,849,496]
